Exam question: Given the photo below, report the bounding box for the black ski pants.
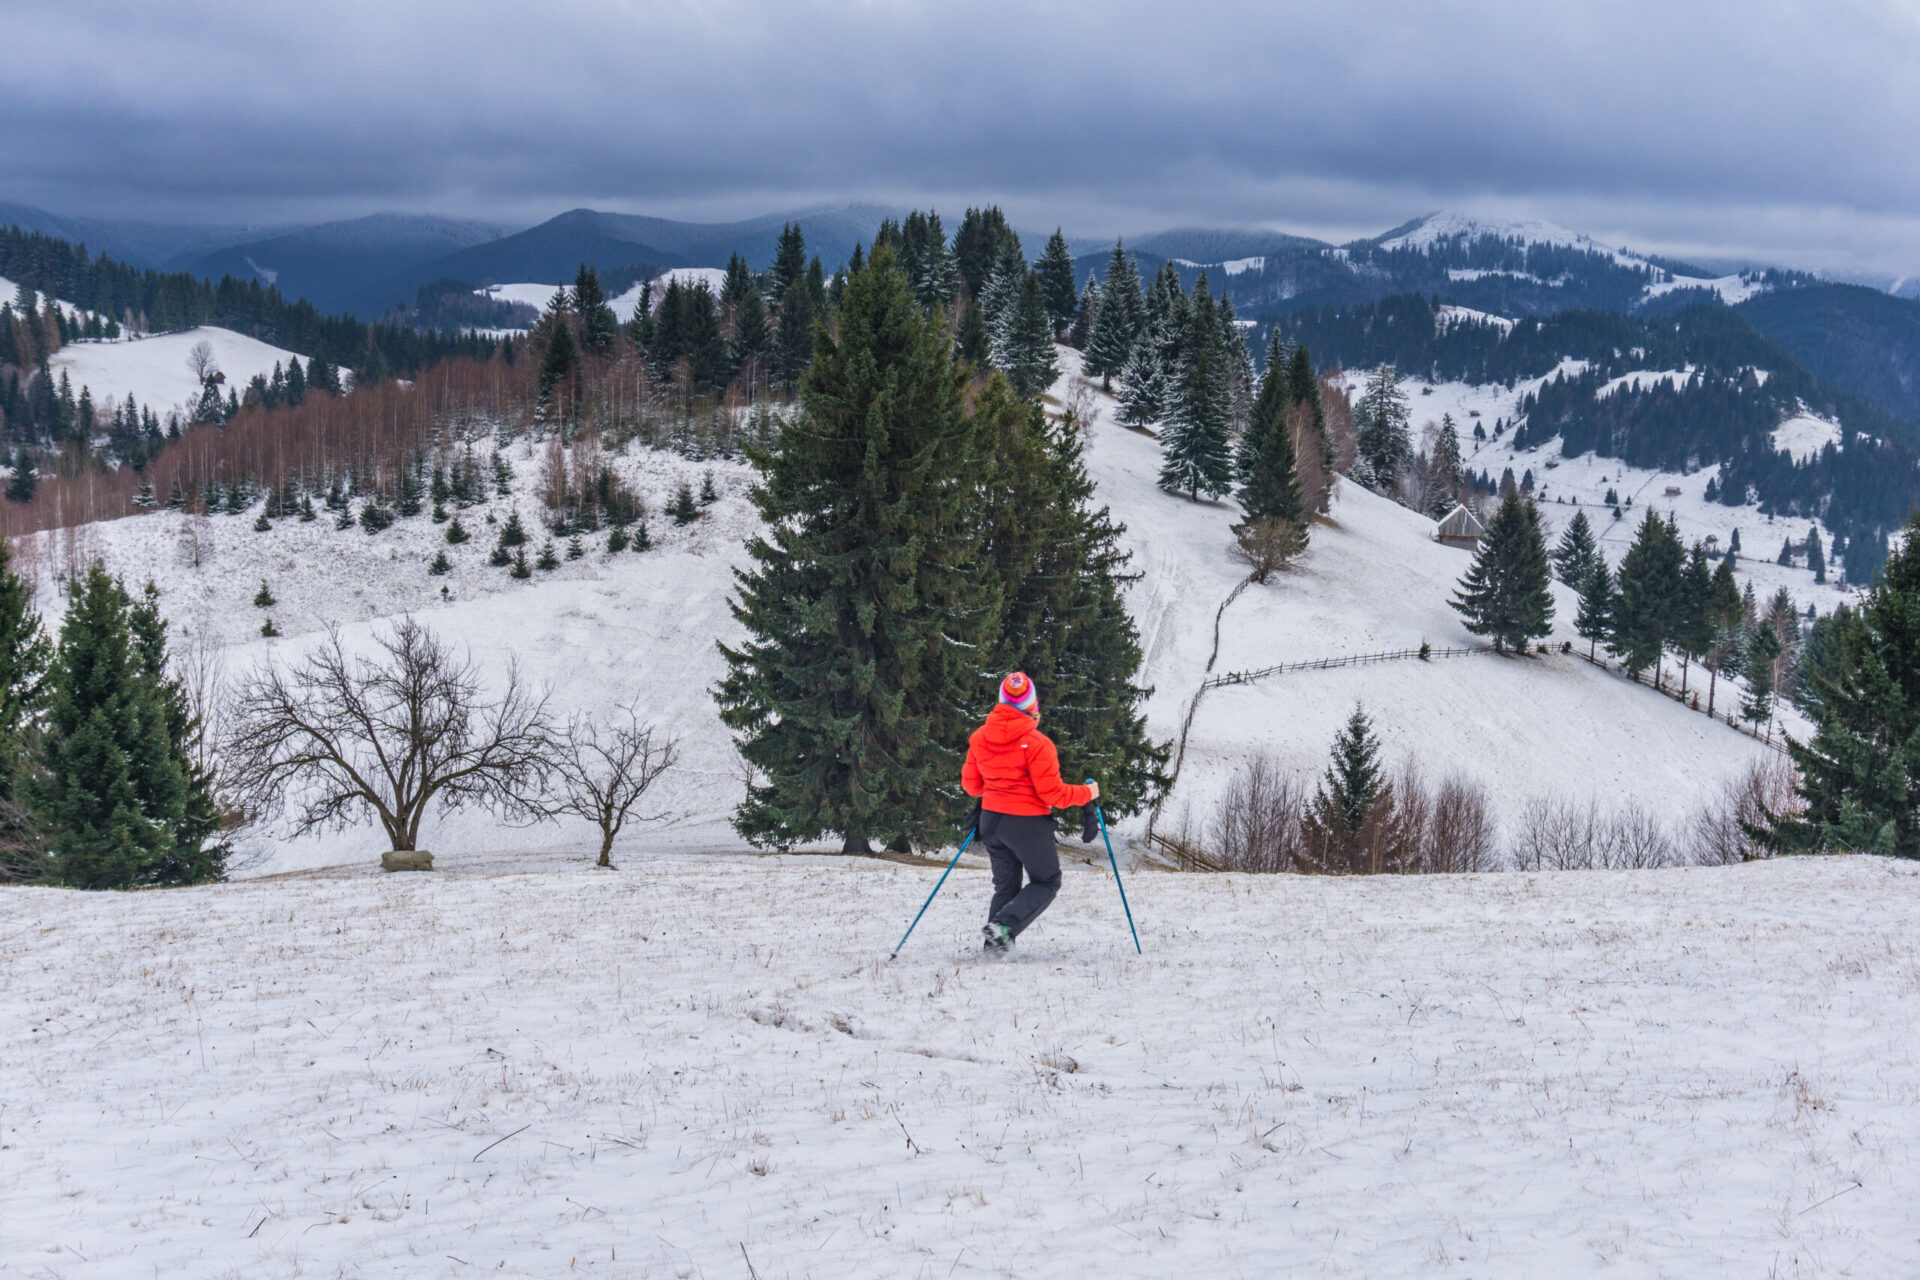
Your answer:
[981,809,1061,938]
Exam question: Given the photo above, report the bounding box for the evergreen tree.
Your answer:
[536,539,560,570]
[395,465,424,518]
[1807,526,1827,584]
[1035,230,1079,336]
[1354,364,1412,489]
[731,283,772,384]
[699,472,719,505]
[445,516,469,544]
[1702,555,1744,716]
[1610,510,1685,680]
[1778,537,1794,567]
[769,222,807,308]
[1450,489,1555,653]
[536,303,579,407]
[509,547,532,578]
[429,549,451,575]
[1428,415,1464,516]
[774,276,817,391]
[956,299,990,367]
[1552,510,1600,585]
[573,264,618,354]
[1575,560,1614,659]
[1236,329,1304,525]
[253,580,275,608]
[0,542,49,877]
[1741,625,1780,727]
[1082,242,1144,386]
[971,376,1169,819]
[1001,272,1058,397]
[499,509,528,547]
[1305,704,1389,871]
[717,246,997,853]
[630,516,652,551]
[5,454,35,504]
[565,534,585,561]
[1673,542,1716,693]
[669,482,698,525]
[1068,276,1100,349]
[1115,337,1167,427]
[1157,336,1233,499]
[35,566,223,888]
[607,524,630,553]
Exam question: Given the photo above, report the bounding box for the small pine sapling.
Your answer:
[253,580,275,608]
[669,483,698,525]
[431,501,449,523]
[566,534,585,561]
[253,514,271,532]
[445,517,470,544]
[298,495,317,522]
[429,550,451,576]
[607,524,630,553]
[630,518,652,551]
[509,548,532,578]
[699,472,719,505]
[499,509,528,547]
[537,540,560,571]
[260,618,281,638]
[488,544,512,567]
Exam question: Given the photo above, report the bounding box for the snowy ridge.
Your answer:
[1380,211,1647,270]
[1435,304,1514,335]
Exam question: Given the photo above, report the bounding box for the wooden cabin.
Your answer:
[1434,503,1487,550]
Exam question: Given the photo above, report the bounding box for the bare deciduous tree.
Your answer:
[186,339,219,384]
[547,703,679,867]
[1691,756,1801,865]
[225,617,553,854]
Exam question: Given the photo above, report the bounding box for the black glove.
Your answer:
[1081,804,1099,844]
[961,798,982,838]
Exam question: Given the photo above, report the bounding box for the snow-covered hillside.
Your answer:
[17,345,1785,873]
[47,325,317,421]
[4,853,1916,1277]
[1333,366,1863,616]
[1064,353,1779,842]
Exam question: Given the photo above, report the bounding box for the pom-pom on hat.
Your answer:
[999,671,1038,712]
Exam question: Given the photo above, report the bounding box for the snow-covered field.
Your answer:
[47,326,316,422]
[3,853,1916,1278]
[477,268,726,331]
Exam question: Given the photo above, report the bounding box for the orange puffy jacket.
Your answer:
[962,703,1095,816]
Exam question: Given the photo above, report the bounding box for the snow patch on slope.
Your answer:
[1643,273,1769,306]
[1435,305,1514,335]
[1773,412,1844,463]
[1383,212,1646,270]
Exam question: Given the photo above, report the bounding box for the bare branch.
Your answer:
[223,616,556,857]
[544,701,679,867]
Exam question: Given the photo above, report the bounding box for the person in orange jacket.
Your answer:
[961,671,1098,953]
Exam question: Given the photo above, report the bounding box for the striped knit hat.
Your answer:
[998,671,1038,712]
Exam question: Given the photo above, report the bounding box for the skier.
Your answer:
[962,671,1098,954]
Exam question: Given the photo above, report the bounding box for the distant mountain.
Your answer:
[349,204,896,317]
[186,214,509,315]
[1129,227,1329,264]
[1739,285,1920,424]
[0,201,273,269]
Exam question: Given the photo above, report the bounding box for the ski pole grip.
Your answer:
[1081,778,1099,843]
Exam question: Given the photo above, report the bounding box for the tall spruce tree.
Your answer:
[1741,625,1780,728]
[1083,241,1144,386]
[1702,555,1744,716]
[1610,510,1685,680]
[1771,511,1920,855]
[1003,271,1058,397]
[1672,542,1717,694]
[769,222,807,307]
[774,278,817,391]
[1552,510,1601,585]
[717,247,997,853]
[573,264,618,355]
[1354,364,1412,490]
[1157,312,1234,499]
[0,541,48,878]
[972,376,1168,818]
[1575,560,1614,659]
[1450,489,1554,652]
[1035,230,1079,336]
[1237,329,1304,525]
[34,565,224,888]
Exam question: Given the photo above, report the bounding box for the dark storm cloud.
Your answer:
[3,0,1917,273]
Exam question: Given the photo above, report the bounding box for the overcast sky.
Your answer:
[4,0,1916,278]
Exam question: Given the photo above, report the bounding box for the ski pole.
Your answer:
[888,829,975,961]
[1090,779,1142,955]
